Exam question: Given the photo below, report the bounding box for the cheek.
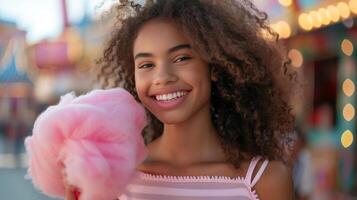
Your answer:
[134,72,149,102]
[185,64,211,92]
[198,77,211,100]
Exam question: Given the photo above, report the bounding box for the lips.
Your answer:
[155,90,188,101]
[150,90,191,110]
[150,89,191,97]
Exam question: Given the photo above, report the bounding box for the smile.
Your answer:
[151,90,191,110]
[155,91,188,101]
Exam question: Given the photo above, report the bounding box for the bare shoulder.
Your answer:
[254,160,295,200]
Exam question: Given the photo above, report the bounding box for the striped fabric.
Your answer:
[118,157,269,200]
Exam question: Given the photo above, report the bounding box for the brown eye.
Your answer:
[174,56,192,63]
[138,63,154,69]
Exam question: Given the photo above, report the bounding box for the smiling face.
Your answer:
[133,18,212,124]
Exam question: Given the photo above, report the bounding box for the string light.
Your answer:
[318,8,331,25]
[298,13,313,31]
[298,1,357,32]
[337,2,351,19]
[349,0,357,14]
[341,39,354,56]
[327,5,340,22]
[343,103,355,121]
[341,130,354,148]
[288,49,303,68]
[310,11,322,28]
[271,21,291,39]
[278,21,291,38]
[278,0,292,7]
[343,78,355,97]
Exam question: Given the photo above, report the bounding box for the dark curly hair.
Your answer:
[96,0,297,168]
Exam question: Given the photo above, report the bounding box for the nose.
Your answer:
[153,62,178,86]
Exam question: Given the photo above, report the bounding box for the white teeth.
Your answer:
[155,91,187,101]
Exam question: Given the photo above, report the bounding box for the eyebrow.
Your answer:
[134,44,191,60]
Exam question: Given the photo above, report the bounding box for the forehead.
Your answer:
[133,19,190,55]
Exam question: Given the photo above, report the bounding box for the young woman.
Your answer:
[66,0,296,199]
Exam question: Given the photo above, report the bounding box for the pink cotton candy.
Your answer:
[24,88,148,200]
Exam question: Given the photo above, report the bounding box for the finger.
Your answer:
[74,190,81,200]
[64,183,77,200]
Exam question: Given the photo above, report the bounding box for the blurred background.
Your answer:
[0,0,356,199]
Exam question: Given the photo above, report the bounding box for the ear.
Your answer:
[210,68,218,82]
[211,74,218,82]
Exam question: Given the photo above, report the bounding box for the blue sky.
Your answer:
[0,0,117,43]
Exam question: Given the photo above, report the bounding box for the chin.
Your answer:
[160,118,185,125]
[154,112,191,125]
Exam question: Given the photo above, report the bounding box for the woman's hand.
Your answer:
[62,169,80,200]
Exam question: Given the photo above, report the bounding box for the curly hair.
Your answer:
[96,0,297,168]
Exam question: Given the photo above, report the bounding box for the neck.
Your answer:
[155,105,225,167]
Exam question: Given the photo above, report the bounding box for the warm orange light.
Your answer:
[271,21,291,39]
[277,21,291,38]
[341,130,354,148]
[341,39,354,56]
[327,5,340,22]
[343,79,355,97]
[318,8,331,25]
[350,0,357,14]
[278,0,292,7]
[337,2,351,19]
[343,103,355,121]
[298,13,313,30]
[310,11,322,28]
[288,49,303,68]
[270,24,279,35]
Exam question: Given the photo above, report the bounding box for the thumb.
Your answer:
[62,169,80,200]
[64,182,80,200]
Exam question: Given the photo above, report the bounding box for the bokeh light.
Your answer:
[341,130,354,148]
[271,20,291,39]
[288,49,303,68]
[310,11,322,28]
[341,39,354,56]
[299,13,313,30]
[343,103,355,121]
[349,0,357,14]
[327,5,341,22]
[318,8,331,26]
[343,78,355,97]
[278,0,292,7]
[337,2,351,19]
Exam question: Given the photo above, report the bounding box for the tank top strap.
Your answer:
[244,156,269,187]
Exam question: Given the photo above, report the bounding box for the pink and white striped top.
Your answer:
[118,156,269,200]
